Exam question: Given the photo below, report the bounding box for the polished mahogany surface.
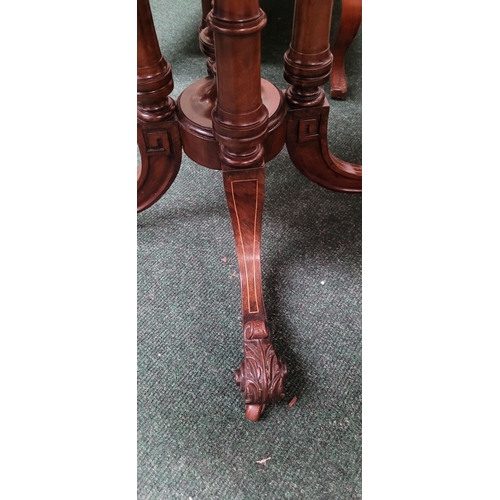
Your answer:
[137,0,361,421]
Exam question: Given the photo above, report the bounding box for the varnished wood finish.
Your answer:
[330,0,362,99]
[223,166,287,421]
[284,0,334,107]
[199,0,215,76]
[176,78,286,170]
[286,99,361,192]
[137,120,182,212]
[137,0,182,212]
[234,319,287,420]
[284,0,362,192]
[137,0,174,123]
[200,0,212,30]
[137,0,361,420]
[209,0,287,420]
[209,0,269,167]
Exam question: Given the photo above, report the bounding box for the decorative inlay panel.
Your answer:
[230,179,260,314]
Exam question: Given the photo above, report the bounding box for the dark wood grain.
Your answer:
[176,77,286,170]
[284,0,334,107]
[210,0,287,421]
[330,0,362,99]
[286,100,362,193]
[223,165,287,421]
[199,0,215,76]
[137,0,361,420]
[284,0,362,192]
[137,0,182,212]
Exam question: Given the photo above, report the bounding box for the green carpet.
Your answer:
[138,1,361,498]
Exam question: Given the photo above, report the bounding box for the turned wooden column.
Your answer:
[177,0,287,171]
[283,0,361,193]
[209,0,269,170]
[137,0,182,212]
[208,0,287,422]
[137,0,175,121]
[199,0,215,76]
[284,0,334,107]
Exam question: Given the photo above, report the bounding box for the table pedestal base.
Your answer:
[137,0,361,421]
[176,77,287,171]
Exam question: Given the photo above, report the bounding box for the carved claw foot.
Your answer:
[235,320,287,421]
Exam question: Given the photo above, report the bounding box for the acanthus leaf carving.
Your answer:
[235,321,287,405]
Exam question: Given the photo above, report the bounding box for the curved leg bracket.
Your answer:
[137,0,182,212]
[283,0,361,192]
[137,119,182,212]
[286,97,361,193]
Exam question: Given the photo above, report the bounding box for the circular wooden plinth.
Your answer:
[176,77,287,170]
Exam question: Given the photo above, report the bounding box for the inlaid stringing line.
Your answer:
[231,179,259,314]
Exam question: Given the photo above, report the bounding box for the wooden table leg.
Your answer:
[138,0,360,421]
[330,0,362,99]
[284,0,361,193]
[199,0,215,76]
[137,0,182,212]
[209,0,287,421]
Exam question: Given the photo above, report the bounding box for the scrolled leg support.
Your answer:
[286,101,361,192]
[137,0,182,212]
[284,0,361,192]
